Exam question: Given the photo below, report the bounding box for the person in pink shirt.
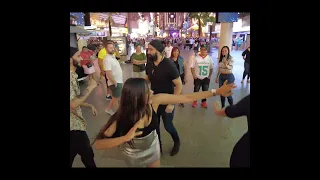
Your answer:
[80,46,96,81]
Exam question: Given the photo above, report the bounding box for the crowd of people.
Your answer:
[70,37,250,168]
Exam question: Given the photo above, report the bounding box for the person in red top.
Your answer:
[80,46,96,81]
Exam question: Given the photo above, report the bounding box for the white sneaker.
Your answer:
[105,109,115,115]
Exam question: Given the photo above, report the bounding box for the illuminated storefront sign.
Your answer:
[88,31,106,37]
[70,12,85,26]
[90,19,107,27]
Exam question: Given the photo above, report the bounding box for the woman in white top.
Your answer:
[215,46,235,108]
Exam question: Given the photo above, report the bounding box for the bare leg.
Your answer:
[147,160,160,168]
[92,71,100,83]
[89,74,99,85]
[100,78,111,98]
[106,97,114,110]
[112,97,119,111]
[107,87,111,95]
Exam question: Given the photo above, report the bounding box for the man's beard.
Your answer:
[148,53,158,61]
[108,51,114,55]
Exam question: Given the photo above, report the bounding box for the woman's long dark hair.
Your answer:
[94,78,151,148]
[219,46,231,62]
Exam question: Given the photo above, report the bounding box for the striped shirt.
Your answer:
[219,56,234,74]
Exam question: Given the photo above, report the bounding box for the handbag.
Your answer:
[86,62,93,68]
[133,64,146,71]
[139,64,146,71]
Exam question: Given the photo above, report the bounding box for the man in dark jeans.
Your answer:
[190,45,214,108]
[213,94,250,167]
[241,47,250,83]
[70,47,98,168]
[145,40,183,156]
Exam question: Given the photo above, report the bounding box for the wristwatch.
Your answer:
[211,89,217,96]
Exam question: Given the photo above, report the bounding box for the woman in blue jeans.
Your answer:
[215,46,235,108]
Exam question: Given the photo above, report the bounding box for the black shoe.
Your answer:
[106,95,112,100]
[170,141,180,156]
[179,103,184,107]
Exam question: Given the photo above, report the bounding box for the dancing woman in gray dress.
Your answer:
[93,78,235,167]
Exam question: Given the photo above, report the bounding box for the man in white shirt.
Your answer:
[164,41,173,58]
[190,45,214,108]
[103,41,123,115]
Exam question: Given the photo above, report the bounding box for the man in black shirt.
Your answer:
[145,40,183,156]
[241,47,250,83]
[213,94,250,167]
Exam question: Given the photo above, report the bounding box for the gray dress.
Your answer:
[120,130,160,167]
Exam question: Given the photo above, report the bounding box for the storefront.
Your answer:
[89,14,128,37]
[110,27,128,37]
[80,26,128,48]
[70,14,90,49]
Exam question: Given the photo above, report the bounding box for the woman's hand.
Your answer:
[91,105,97,116]
[165,104,175,113]
[124,120,143,142]
[215,78,218,83]
[216,80,237,97]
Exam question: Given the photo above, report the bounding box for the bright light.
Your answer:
[139,20,149,35]
[84,25,97,30]
[131,32,138,38]
[170,15,174,18]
